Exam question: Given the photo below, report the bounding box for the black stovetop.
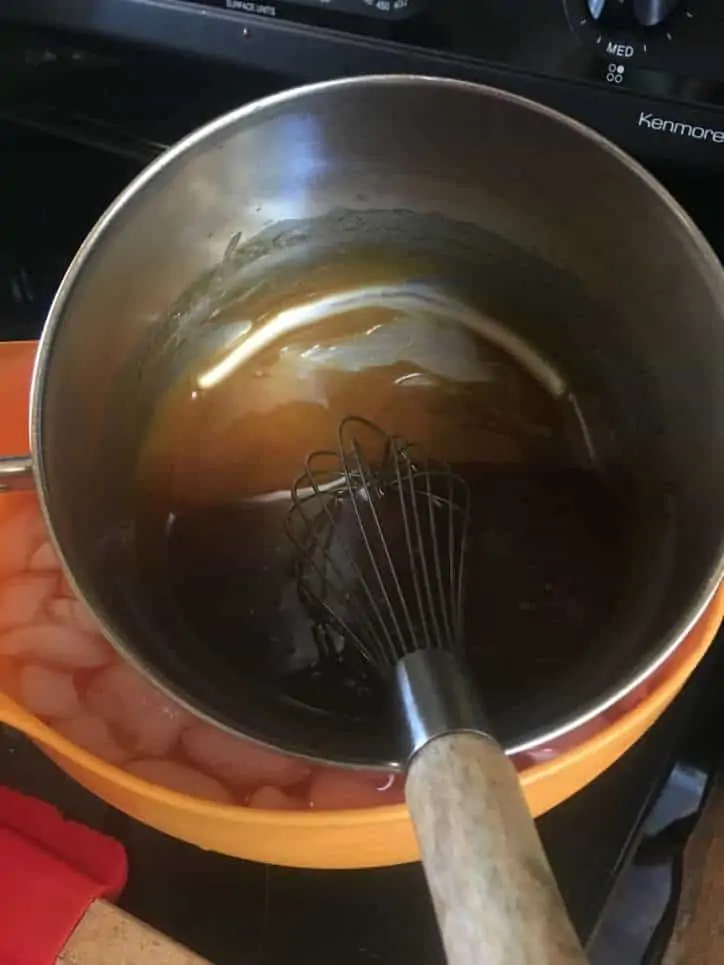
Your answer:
[1,25,724,965]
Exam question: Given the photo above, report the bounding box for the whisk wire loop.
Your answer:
[343,431,425,660]
[291,457,397,666]
[287,416,470,673]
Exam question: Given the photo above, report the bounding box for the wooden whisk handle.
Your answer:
[406,732,589,965]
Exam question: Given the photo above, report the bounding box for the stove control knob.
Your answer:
[585,0,680,28]
[632,0,680,26]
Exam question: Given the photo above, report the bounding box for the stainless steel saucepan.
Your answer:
[1,75,724,960]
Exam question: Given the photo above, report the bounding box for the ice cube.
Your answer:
[57,574,76,599]
[28,541,60,573]
[248,785,301,810]
[126,758,233,804]
[0,623,111,668]
[0,502,48,580]
[182,723,310,790]
[19,664,81,718]
[308,769,404,810]
[54,712,130,764]
[86,664,192,756]
[0,574,57,630]
[47,597,100,635]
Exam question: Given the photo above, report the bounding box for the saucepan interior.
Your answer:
[31,77,724,770]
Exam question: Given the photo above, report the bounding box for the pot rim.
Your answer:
[28,74,724,764]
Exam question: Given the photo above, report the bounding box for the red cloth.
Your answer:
[0,786,127,965]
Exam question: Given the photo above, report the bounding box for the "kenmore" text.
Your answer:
[638,112,724,143]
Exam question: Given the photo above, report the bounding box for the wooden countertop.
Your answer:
[59,901,210,965]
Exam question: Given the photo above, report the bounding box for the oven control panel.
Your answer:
[4,0,724,167]
[196,0,724,83]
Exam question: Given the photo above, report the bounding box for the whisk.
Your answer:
[288,417,589,965]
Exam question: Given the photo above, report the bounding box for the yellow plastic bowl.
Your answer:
[0,340,721,869]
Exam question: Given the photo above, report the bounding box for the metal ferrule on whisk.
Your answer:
[394,649,493,761]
